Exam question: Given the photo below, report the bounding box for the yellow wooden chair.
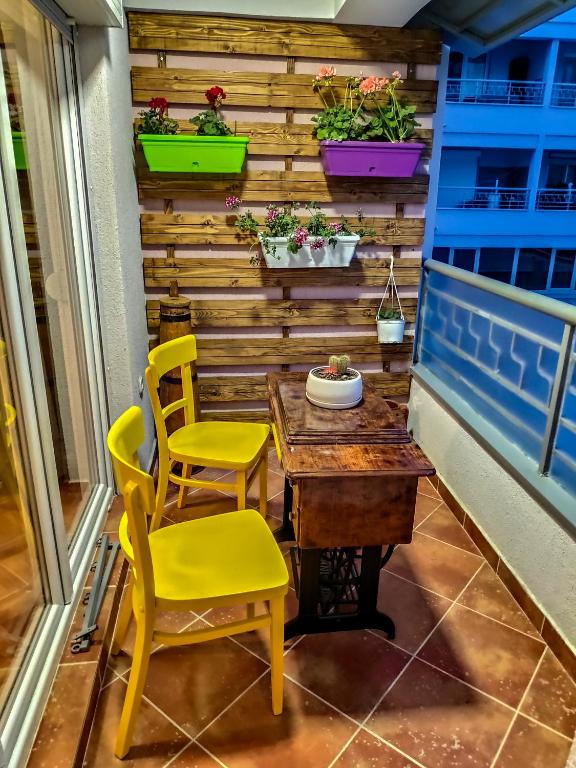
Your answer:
[108,406,288,759]
[146,335,270,519]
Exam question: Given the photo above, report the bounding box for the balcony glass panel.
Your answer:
[516,249,551,290]
[418,267,564,462]
[478,248,515,283]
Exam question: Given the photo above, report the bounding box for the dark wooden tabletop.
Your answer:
[268,372,435,480]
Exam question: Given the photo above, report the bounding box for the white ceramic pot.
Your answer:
[260,234,360,269]
[377,318,405,344]
[305,367,363,409]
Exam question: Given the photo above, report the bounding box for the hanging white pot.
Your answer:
[376,256,405,344]
[376,317,405,343]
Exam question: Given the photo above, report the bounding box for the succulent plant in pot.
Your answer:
[306,354,363,410]
[376,260,405,343]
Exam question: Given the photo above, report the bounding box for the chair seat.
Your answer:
[167,421,270,468]
[149,509,289,603]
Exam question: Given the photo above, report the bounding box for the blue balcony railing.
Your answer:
[413,261,576,527]
[536,186,576,210]
[551,82,576,107]
[446,78,545,105]
[438,186,529,210]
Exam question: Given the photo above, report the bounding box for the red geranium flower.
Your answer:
[205,85,226,106]
[148,97,168,113]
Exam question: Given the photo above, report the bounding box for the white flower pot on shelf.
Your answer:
[305,368,363,409]
[259,234,360,269]
[376,318,405,344]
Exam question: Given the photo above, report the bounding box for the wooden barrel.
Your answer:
[158,296,193,434]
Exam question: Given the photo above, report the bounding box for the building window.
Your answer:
[452,248,476,271]
[431,247,450,263]
[478,248,515,283]
[515,248,552,290]
[551,250,576,288]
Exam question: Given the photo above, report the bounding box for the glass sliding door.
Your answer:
[0,0,111,761]
[1,0,98,539]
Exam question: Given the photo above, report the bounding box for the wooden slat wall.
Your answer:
[130,13,441,420]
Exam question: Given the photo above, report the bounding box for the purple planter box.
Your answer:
[320,140,425,177]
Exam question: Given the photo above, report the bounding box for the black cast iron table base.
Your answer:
[275,479,396,641]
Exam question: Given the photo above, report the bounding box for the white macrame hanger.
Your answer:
[377,253,404,319]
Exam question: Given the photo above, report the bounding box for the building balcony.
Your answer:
[446,78,545,105]
[438,185,529,210]
[551,82,576,107]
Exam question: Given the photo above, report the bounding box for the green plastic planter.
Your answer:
[139,134,249,173]
[12,132,27,170]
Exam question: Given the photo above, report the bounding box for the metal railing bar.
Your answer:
[538,324,575,474]
[425,260,576,325]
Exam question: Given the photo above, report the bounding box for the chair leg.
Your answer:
[154,458,169,528]
[237,470,247,510]
[259,451,268,518]
[269,595,285,715]
[114,609,154,759]
[111,572,133,656]
[177,464,190,509]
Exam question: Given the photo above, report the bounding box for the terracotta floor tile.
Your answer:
[376,571,452,654]
[164,490,238,523]
[198,674,357,768]
[283,630,410,719]
[413,494,443,527]
[29,662,98,768]
[385,533,483,600]
[418,477,440,500]
[169,741,226,767]
[109,611,201,677]
[417,604,545,707]
[457,563,541,638]
[103,496,124,534]
[520,648,576,737]
[367,658,513,768]
[416,505,480,555]
[332,730,420,767]
[268,447,283,474]
[203,590,300,662]
[493,715,572,768]
[141,636,267,737]
[266,492,285,521]
[83,677,189,767]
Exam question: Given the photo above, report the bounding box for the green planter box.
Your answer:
[139,134,249,173]
[12,131,27,170]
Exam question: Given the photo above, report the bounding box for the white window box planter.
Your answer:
[259,234,360,268]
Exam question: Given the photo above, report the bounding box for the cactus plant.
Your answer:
[313,353,357,381]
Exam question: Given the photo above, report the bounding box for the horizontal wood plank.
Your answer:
[134,121,433,158]
[143,256,422,288]
[202,409,270,423]
[197,372,411,402]
[138,169,429,203]
[132,68,438,112]
[128,13,441,64]
[140,213,425,246]
[192,336,413,365]
[146,297,418,329]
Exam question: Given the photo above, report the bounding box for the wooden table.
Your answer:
[268,372,435,639]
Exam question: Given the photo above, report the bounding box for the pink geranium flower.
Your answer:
[392,70,402,79]
[225,195,241,209]
[359,76,384,95]
[317,65,335,79]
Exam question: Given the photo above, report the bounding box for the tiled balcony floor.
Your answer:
[84,451,576,768]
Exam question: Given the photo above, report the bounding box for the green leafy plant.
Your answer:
[225,197,375,264]
[190,86,232,136]
[311,67,420,143]
[376,308,403,320]
[138,97,179,135]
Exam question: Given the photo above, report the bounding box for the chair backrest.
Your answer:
[107,406,156,599]
[146,335,198,450]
